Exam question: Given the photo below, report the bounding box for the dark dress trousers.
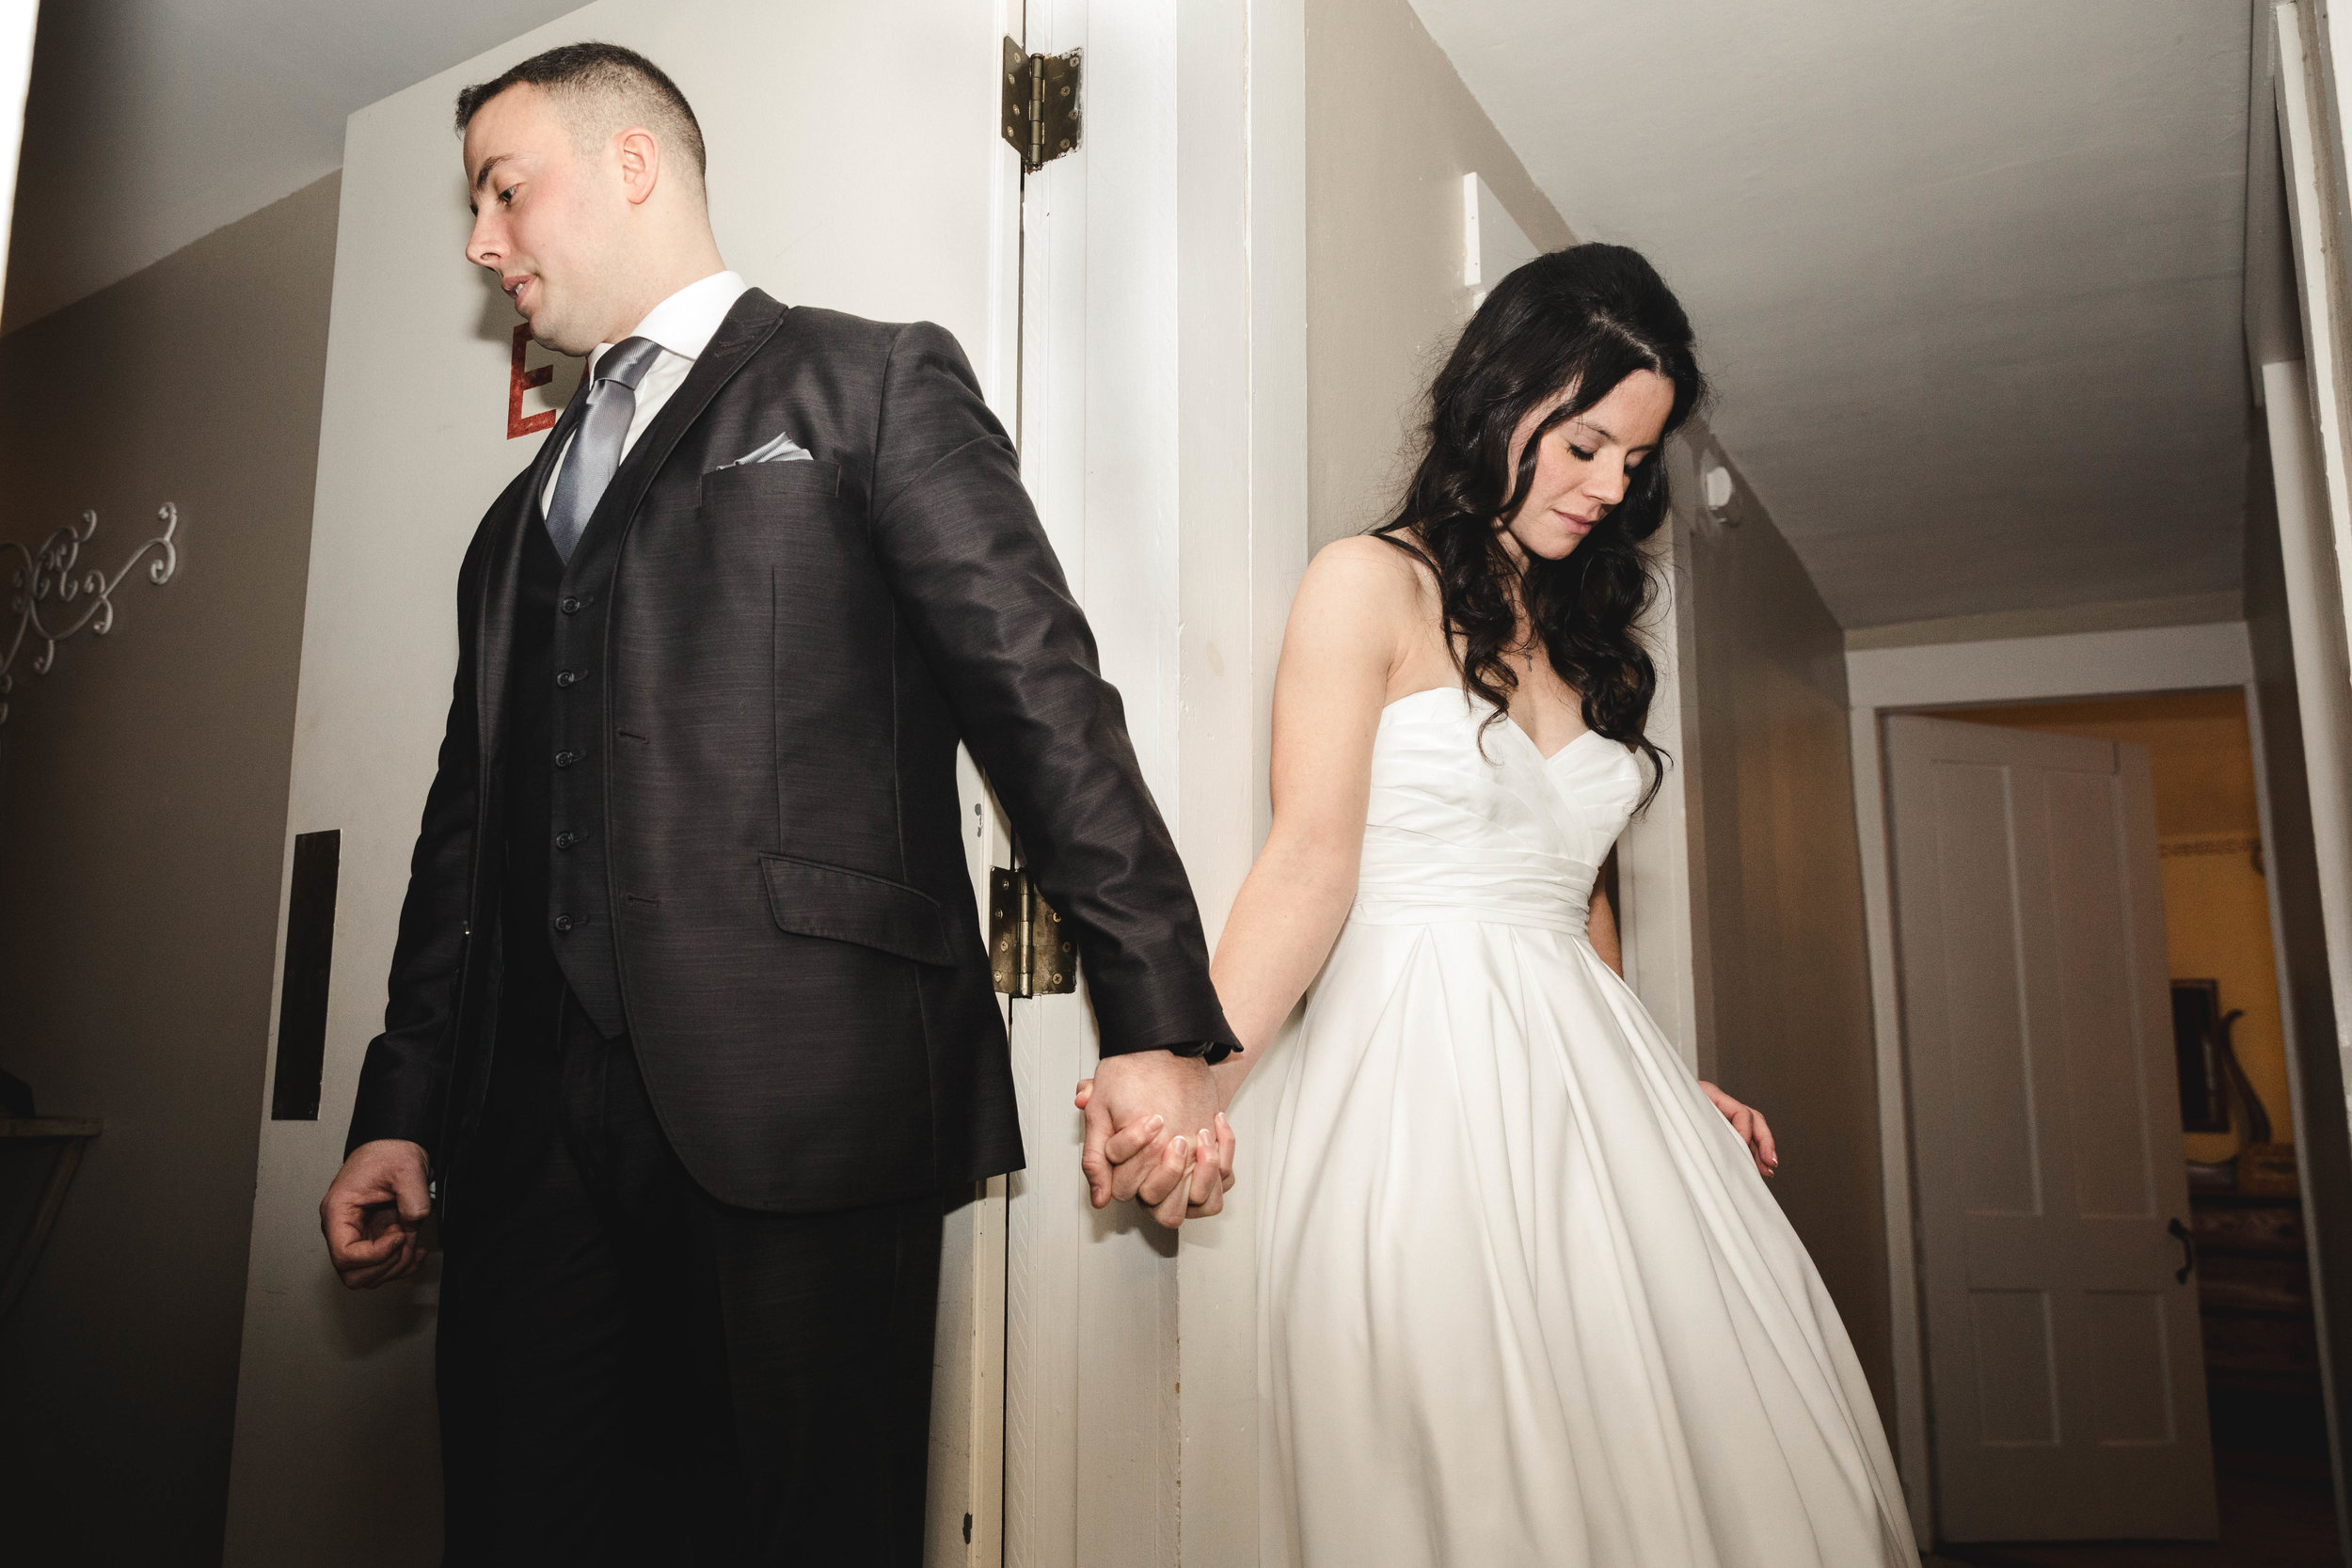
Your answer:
[346,291,1232,1562]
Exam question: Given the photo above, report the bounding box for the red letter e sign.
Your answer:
[508,325,556,439]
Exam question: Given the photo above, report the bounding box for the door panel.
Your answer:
[2045,769,2158,1218]
[224,3,1015,1561]
[1932,760,2044,1217]
[1886,714,2216,1543]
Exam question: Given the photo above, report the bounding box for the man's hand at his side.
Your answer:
[1076,1053,1235,1228]
[321,1138,433,1289]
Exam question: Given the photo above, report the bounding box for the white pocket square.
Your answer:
[718,430,815,467]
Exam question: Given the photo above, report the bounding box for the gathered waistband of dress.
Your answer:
[1350,835,1597,935]
[1347,887,1591,936]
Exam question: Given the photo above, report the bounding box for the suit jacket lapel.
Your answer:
[586,289,789,542]
[476,290,784,766]
[476,379,590,770]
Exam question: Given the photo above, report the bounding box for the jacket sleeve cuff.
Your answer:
[342,1037,445,1158]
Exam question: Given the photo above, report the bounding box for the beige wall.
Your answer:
[1678,469,1896,1419]
[1304,0,1572,551]
[0,173,335,1562]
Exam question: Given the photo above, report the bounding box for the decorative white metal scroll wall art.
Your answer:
[0,504,181,726]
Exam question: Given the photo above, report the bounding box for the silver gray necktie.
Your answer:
[544,335,664,562]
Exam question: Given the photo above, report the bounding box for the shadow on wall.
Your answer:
[0,173,341,1561]
[1671,428,1895,1431]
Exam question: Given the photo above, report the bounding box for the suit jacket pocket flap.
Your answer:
[759,854,955,967]
[700,458,843,504]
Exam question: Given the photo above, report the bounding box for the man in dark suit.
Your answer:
[317,41,1235,1564]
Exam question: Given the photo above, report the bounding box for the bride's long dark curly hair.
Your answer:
[1375,244,1705,806]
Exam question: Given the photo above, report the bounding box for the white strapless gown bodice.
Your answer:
[1256,688,1913,1567]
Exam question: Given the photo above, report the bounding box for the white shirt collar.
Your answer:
[588,270,750,373]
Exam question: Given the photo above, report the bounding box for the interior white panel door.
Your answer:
[224,3,1017,1562]
[1884,715,2216,1543]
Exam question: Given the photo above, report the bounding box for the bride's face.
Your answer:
[1499,369,1675,562]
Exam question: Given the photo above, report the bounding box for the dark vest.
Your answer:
[501,488,629,1038]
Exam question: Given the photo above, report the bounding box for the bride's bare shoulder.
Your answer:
[1279,535,1445,711]
[1296,533,1432,622]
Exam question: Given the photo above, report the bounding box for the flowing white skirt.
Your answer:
[1256,913,1915,1568]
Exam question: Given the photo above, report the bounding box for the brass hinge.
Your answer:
[990,866,1076,996]
[1001,38,1081,173]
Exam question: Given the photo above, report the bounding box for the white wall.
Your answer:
[0,0,38,318]
[1846,621,2257,711]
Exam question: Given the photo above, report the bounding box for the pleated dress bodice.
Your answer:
[1350,685,1642,938]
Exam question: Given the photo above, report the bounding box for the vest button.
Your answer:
[556,669,580,688]
[554,750,579,768]
[560,596,582,614]
[554,831,580,849]
[552,913,576,933]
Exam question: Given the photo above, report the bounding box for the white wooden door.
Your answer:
[225,3,1019,1561]
[1884,715,2216,1542]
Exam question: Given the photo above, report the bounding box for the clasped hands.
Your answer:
[1075,1049,1235,1228]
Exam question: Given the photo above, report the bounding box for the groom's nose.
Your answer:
[466,209,504,271]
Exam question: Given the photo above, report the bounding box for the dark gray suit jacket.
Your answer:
[347,289,1233,1212]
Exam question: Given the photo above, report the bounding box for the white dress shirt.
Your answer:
[539,269,751,516]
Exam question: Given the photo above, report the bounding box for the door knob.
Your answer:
[2168,1216,2197,1284]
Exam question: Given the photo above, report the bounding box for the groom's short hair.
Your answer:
[454,41,707,181]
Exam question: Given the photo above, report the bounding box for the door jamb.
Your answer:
[993,2,1310,1563]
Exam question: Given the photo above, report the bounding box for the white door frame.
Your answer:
[997,0,1308,1562]
[1845,621,2258,1545]
[0,0,35,320]
[1166,0,1310,1562]
[2273,4,2352,1063]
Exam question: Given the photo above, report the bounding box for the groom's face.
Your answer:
[463,84,619,357]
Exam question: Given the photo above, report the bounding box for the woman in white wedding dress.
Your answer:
[1099,245,1915,1566]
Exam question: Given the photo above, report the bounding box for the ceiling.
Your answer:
[1410,0,2255,631]
[7,1,2260,630]
[2,0,582,334]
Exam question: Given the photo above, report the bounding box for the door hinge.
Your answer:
[1001,38,1081,173]
[991,865,1076,996]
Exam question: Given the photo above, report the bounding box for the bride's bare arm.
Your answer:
[1074,540,1415,1207]
[1206,539,1419,1106]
